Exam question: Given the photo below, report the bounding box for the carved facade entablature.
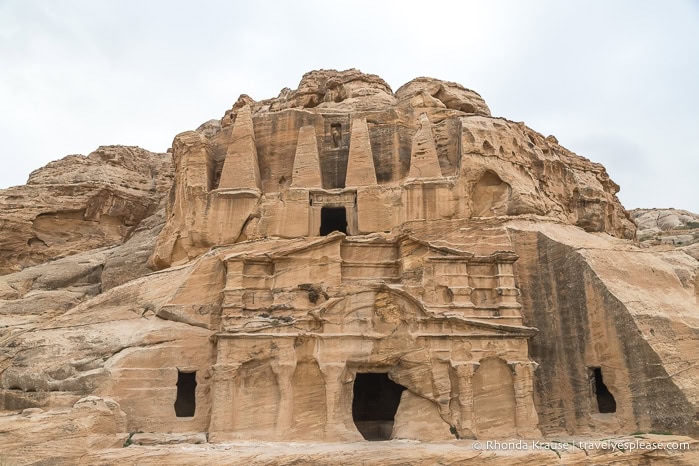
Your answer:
[309,189,357,206]
[219,233,526,332]
[219,285,536,338]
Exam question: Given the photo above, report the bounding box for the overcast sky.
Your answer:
[1,0,697,212]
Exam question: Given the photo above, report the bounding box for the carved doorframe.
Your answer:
[309,189,358,235]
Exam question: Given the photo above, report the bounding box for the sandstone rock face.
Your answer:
[632,208,699,261]
[509,220,699,435]
[1,70,697,464]
[0,396,128,465]
[75,435,699,466]
[151,69,634,268]
[0,145,172,274]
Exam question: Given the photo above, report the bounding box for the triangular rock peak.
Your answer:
[345,117,378,187]
[291,125,322,189]
[408,113,442,179]
[218,105,261,191]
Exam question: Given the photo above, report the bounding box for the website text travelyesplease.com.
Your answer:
[472,439,690,452]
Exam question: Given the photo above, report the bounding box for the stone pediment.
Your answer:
[218,286,536,339]
[221,230,518,264]
[222,230,346,262]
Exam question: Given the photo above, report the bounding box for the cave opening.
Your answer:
[320,207,347,236]
[175,370,197,417]
[352,372,406,440]
[590,367,616,413]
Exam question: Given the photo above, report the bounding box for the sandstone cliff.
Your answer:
[151,69,634,268]
[632,208,699,261]
[0,146,172,275]
[0,70,696,465]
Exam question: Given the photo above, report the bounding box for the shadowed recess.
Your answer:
[174,371,197,417]
[352,372,406,440]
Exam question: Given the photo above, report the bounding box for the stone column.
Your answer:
[447,260,474,307]
[271,351,297,438]
[223,260,245,306]
[511,362,542,437]
[209,363,241,436]
[430,353,453,419]
[453,362,478,439]
[309,192,322,236]
[319,362,357,440]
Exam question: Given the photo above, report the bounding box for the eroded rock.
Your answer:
[0,145,172,274]
[0,69,697,465]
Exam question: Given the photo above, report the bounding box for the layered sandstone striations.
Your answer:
[632,208,699,261]
[0,146,172,274]
[151,69,634,268]
[1,69,697,465]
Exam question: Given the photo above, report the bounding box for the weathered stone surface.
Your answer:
[0,69,697,465]
[0,396,128,465]
[152,70,634,268]
[632,208,699,261]
[508,219,699,435]
[79,436,699,465]
[0,145,172,275]
[0,203,167,336]
[395,76,492,115]
[0,256,214,432]
[130,432,207,446]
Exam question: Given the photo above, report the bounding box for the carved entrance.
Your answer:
[310,189,357,235]
[352,372,406,440]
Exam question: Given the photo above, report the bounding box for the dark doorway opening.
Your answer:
[175,370,197,417]
[352,372,406,440]
[590,367,616,413]
[320,207,347,236]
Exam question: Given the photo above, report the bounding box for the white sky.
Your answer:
[1,0,698,212]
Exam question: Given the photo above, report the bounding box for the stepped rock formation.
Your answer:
[1,69,697,465]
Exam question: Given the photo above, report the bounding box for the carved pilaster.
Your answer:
[223,259,245,310]
[511,362,542,437]
[495,261,520,310]
[209,363,241,434]
[271,360,297,437]
[453,362,479,439]
[430,354,452,419]
[319,362,358,440]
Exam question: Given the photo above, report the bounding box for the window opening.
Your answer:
[175,370,197,417]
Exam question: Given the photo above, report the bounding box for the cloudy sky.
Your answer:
[1,0,697,212]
